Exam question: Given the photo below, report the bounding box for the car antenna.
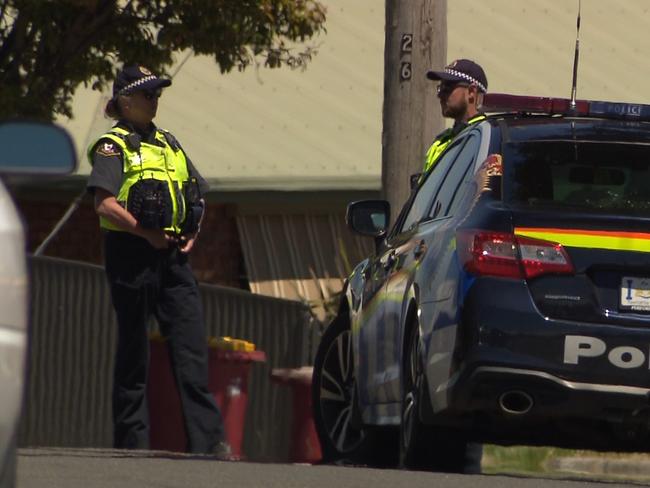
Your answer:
[569,0,582,113]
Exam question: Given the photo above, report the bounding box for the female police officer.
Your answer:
[86,65,228,456]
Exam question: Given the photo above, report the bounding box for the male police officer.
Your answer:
[86,65,229,457]
[423,59,488,173]
[423,61,488,473]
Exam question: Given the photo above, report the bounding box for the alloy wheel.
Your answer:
[318,329,365,454]
[401,326,422,454]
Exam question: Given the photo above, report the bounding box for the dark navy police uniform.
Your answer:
[87,121,225,453]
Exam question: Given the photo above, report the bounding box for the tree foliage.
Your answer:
[0,0,326,120]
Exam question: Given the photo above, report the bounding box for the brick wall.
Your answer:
[188,203,245,288]
[19,197,103,265]
[14,193,246,289]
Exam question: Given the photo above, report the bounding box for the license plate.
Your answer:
[621,277,650,311]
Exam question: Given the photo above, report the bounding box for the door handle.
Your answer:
[413,240,426,259]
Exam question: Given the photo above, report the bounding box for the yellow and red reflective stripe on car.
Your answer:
[514,228,650,253]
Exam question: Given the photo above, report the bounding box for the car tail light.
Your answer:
[517,235,574,279]
[456,230,574,279]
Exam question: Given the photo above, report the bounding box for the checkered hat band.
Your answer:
[444,68,487,93]
[118,75,158,95]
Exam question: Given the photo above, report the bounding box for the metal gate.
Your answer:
[19,256,318,461]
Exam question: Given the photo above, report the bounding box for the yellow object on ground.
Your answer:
[208,336,256,352]
[150,332,256,352]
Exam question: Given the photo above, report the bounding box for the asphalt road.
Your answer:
[18,448,650,488]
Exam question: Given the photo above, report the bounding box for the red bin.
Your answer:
[148,337,266,458]
[270,366,322,464]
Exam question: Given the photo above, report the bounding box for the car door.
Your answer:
[354,225,402,407]
[356,135,471,407]
[380,132,482,403]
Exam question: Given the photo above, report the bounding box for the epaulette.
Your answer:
[434,127,454,139]
[432,127,454,144]
[107,129,141,152]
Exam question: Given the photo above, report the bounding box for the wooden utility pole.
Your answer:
[382,0,447,222]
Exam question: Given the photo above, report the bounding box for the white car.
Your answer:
[0,121,76,487]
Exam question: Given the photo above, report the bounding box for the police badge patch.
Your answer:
[96,142,119,156]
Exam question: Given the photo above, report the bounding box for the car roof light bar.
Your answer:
[482,93,650,121]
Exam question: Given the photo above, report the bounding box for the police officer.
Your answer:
[422,61,488,473]
[86,65,229,456]
[423,59,488,173]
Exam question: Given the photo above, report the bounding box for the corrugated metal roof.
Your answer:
[61,1,650,191]
[447,1,650,102]
[65,0,385,192]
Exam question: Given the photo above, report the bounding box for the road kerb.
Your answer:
[547,455,650,479]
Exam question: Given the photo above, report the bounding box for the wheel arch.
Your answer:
[400,291,436,423]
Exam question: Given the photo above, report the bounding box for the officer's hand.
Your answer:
[143,229,175,249]
[178,234,197,254]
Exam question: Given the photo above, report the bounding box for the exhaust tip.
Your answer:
[498,390,533,415]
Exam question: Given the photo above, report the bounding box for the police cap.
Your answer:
[112,65,171,97]
[427,59,488,94]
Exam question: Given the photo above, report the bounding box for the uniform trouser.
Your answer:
[104,231,225,453]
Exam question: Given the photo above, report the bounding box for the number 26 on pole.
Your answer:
[400,62,412,81]
[400,34,412,81]
[401,34,413,53]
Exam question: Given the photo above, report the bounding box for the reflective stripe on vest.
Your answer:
[88,126,190,233]
[423,114,486,173]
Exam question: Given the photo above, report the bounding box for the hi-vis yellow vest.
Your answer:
[423,114,486,173]
[88,126,190,233]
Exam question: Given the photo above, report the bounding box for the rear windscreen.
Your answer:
[504,141,650,216]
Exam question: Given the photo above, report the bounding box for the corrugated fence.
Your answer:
[19,256,320,461]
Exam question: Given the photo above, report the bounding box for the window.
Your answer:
[430,134,480,219]
[399,138,465,231]
[505,141,650,216]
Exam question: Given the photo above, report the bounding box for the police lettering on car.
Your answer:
[564,335,650,369]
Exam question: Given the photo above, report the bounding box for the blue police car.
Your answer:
[312,94,650,472]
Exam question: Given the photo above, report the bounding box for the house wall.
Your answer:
[12,187,378,293]
[13,190,245,289]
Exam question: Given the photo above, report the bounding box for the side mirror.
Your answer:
[0,121,77,175]
[346,200,390,237]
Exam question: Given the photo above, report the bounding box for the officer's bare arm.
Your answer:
[94,188,172,249]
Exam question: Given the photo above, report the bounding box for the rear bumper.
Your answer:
[453,365,650,417]
[422,278,650,448]
[426,361,650,450]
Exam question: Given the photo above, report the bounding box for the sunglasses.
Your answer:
[436,82,470,95]
[141,89,163,100]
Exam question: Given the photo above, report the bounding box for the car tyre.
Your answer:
[312,316,397,467]
[399,324,470,473]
